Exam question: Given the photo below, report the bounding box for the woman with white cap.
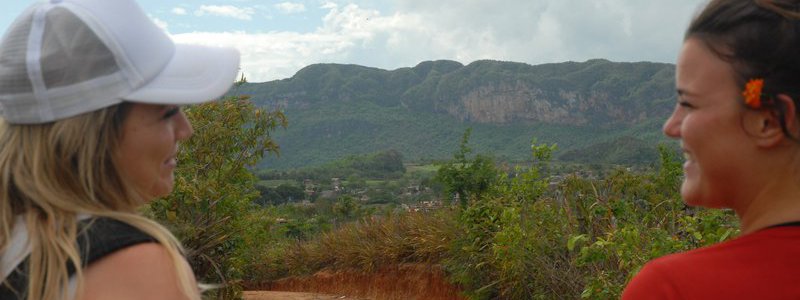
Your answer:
[0,0,239,299]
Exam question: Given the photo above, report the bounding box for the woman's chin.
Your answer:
[680,182,702,207]
[143,183,174,202]
[680,185,728,208]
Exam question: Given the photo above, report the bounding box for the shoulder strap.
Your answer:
[74,217,157,268]
[0,217,156,299]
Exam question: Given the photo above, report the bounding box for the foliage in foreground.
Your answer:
[262,134,737,300]
[145,92,735,300]
[443,142,737,299]
[145,95,287,298]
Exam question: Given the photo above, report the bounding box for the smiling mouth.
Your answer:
[166,148,179,166]
[165,157,177,167]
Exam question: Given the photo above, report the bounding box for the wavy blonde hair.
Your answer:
[0,103,199,300]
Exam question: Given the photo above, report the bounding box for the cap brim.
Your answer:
[124,44,240,105]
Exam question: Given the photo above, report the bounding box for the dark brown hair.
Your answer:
[687,0,800,138]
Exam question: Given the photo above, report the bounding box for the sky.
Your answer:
[1,0,707,83]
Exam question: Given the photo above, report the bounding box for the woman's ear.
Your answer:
[747,94,797,148]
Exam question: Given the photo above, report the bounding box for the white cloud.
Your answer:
[275,2,307,14]
[172,0,707,82]
[149,15,169,32]
[172,7,187,15]
[384,0,706,65]
[172,31,347,82]
[194,5,256,21]
[320,2,338,10]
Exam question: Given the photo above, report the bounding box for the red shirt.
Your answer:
[622,226,800,299]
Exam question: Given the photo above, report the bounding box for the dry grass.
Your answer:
[283,211,457,275]
[244,211,462,299]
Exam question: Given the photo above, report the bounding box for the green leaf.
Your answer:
[568,234,587,252]
[718,228,733,243]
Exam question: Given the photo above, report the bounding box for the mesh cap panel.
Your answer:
[0,0,240,124]
[0,13,34,95]
[41,8,119,89]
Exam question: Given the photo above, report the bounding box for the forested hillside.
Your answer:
[231,59,677,169]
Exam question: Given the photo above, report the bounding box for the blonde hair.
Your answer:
[0,103,200,300]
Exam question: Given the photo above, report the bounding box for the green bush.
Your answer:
[441,140,737,299]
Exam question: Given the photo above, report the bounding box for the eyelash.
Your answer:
[678,101,694,109]
[163,107,180,119]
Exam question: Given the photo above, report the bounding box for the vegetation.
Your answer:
[259,149,406,182]
[254,183,305,206]
[254,148,434,208]
[231,59,677,169]
[146,64,737,300]
[442,141,736,299]
[435,128,499,207]
[145,94,287,298]
[252,133,737,300]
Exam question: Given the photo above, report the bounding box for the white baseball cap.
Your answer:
[0,0,241,124]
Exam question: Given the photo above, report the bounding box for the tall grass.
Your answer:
[283,210,457,275]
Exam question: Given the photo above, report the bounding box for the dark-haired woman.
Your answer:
[623,0,800,298]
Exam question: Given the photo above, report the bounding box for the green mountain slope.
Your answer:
[231,59,676,169]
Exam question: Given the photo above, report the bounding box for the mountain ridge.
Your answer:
[231,59,677,169]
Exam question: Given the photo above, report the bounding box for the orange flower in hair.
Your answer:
[742,78,765,109]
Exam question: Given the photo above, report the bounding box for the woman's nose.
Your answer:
[662,109,681,139]
[175,111,194,141]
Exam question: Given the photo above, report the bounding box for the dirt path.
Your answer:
[243,291,369,300]
[242,264,462,300]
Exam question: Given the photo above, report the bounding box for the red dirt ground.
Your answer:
[242,291,367,300]
[244,264,464,300]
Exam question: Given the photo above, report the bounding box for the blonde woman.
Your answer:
[624,0,800,298]
[0,0,239,299]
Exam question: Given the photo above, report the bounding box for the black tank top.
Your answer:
[0,217,156,299]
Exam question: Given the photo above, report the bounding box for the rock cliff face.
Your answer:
[451,82,581,124]
[457,82,568,124]
[440,82,659,125]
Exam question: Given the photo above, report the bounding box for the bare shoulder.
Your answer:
[80,242,197,300]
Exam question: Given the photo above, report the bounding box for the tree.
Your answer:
[371,149,405,174]
[275,184,305,202]
[333,195,361,220]
[254,186,283,206]
[435,128,498,207]
[345,174,367,190]
[146,93,287,298]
